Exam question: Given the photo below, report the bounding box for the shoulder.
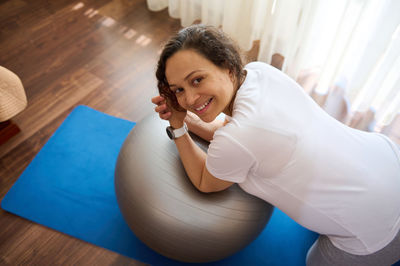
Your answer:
[237,62,273,92]
[245,61,281,75]
[242,61,289,90]
[244,61,304,98]
[231,63,273,117]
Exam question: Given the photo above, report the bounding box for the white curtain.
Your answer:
[147,0,400,130]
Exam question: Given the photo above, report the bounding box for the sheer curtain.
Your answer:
[147,0,400,132]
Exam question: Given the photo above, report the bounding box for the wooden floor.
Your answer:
[0,0,182,264]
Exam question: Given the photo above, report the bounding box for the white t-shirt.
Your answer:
[206,62,400,255]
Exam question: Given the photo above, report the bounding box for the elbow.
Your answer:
[197,177,212,193]
[197,173,215,193]
[195,165,231,193]
[197,178,228,193]
[198,184,228,193]
[197,184,214,193]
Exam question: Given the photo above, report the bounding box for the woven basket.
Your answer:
[0,66,27,122]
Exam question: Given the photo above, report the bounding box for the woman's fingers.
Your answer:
[151,95,165,105]
[151,95,166,112]
[152,95,172,121]
[160,111,171,120]
[152,95,185,123]
[155,103,168,113]
[151,95,161,104]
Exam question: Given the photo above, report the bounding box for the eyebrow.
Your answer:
[169,70,202,88]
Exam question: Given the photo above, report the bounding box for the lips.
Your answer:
[194,98,213,114]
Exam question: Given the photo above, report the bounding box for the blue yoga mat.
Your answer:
[1,105,318,265]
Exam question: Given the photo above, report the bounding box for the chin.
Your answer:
[198,113,217,123]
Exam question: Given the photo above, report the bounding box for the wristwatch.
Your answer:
[166,123,188,140]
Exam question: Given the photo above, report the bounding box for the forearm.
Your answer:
[184,112,224,141]
[165,110,232,193]
[173,133,207,190]
[173,131,234,193]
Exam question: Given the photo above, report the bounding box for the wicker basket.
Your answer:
[0,66,27,122]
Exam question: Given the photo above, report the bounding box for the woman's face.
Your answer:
[165,49,235,122]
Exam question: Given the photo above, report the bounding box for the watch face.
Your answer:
[166,127,174,139]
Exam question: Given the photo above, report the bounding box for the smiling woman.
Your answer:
[151,25,400,265]
[155,25,245,116]
[165,49,236,123]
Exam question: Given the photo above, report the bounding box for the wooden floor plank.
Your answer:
[0,0,180,264]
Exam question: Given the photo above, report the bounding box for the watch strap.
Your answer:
[167,122,188,139]
[173,122,188,138]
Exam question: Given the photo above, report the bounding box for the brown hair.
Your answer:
[156,24,245,111]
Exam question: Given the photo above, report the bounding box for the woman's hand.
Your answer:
[151,95,187,128]
[152,95,171,120]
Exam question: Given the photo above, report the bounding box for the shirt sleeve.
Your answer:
[206,130,256,183]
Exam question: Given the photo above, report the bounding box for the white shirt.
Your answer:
[206,62,400,255]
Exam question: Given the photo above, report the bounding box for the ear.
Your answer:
[228,69,234,82]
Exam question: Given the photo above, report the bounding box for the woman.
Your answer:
[151,25,400,266]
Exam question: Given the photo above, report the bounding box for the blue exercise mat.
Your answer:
[1,105,318,265]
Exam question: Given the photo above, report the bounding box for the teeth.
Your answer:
[196,98,212,111]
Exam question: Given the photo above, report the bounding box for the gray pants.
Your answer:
[306,229,400,266]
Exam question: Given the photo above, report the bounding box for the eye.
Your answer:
[174,87,184,94]
[192,77,203,86]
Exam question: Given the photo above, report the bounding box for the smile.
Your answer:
[195,98,213,112]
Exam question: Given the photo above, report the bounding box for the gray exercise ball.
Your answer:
[114,114,273,263]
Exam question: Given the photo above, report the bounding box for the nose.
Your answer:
[185,88,200,106]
